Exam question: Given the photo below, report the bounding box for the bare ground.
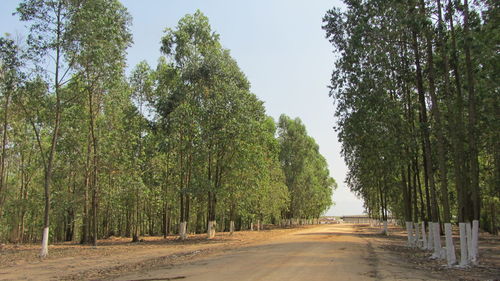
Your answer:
[0,224,498,281]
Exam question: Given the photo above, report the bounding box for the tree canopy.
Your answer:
[0,4,335,255]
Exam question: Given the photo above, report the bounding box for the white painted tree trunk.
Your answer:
[427,222,434,250]
[39,227,49,258]
[459,222,468,266]
[471,220,479,264]
[420,222,427,250]
[406,221,413,246]
[257,220,261,231]
[382,220,388,235]
[207,220,216,239]
[414,222,420,248]
[230,220,235,235]
[250,222,254,231]
[444,223,456,266]
[179,221,187,240]
[466,222,473,262]
[432,222,442,259]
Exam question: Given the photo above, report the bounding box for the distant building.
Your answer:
[341,215,371,224]
[319,216,340,224]
[340,215,395,224]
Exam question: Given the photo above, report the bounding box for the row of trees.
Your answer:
[323,0,497,266]
[0,1,335,257]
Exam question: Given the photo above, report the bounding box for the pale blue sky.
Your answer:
[1,0,365,216]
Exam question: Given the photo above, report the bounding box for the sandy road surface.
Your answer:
[2,224,497,280]
[114,224,443,281]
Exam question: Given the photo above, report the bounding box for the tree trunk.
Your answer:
[410,20,439,223]
[81,136,91,244]
[88,89,99,247]
[459,222,468,266]
[229,203,235,235]
[447,0,468,223]
[163,203,169,238]
[207,220,216,239]
[463,0,480,223]
[40,2,63,257]
[230,220,235,235]
[0,78,11,212]
[419,0,451,224]
[436,0,457,265]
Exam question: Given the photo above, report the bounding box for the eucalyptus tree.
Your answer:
[324,0,498,266]
[0,1,345,247]
[102,82,147,242]
[127,61,155,241]
[64,0,132,245]
[0,37,23,213]
[16,0,78,257]
[277,115,335,222]
[154,38,202,239]
[476,0,499,237]
[158,11,273,238]
[222,106,289,232]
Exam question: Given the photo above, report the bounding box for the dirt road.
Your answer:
[114,224,443,281]
[2,224,497,281]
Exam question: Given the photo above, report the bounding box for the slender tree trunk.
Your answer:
[162,152,170,238]
[414,158,425,222]
[0,81,11,212]
[40,2,63,257]
[402,167,412,223]
[88,86,99,247]
[463,0,480,222]
[81,136,91,244]
[463,0,480,264]
[448,0,468,223]
[436,0,457,265]
[411,22,439,223]
[419,0,451,223]
[132,182,140,242]
[163,202,169,238]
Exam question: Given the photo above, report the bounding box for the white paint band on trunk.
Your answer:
[471,220,479,264]
[459,222,468,266]
[421,222,427,250]
[207,220,216,239]
[179,221,187,240]
[414,222,420,248]
[40,227,49,258]
[230,220,235,235]
[405,221,413,246]
[444,223,456,266]
[427,222,434,250]
[466,222,473,262]
[432,222,442,259]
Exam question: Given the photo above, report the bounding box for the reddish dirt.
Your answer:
[0,224,498,281]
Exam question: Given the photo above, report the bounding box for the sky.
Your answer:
[0,0,365,216]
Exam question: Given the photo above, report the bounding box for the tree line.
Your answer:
[323,0,498,266]
[0,1,335,257]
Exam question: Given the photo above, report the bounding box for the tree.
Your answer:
[16,0,75,257]
[64,0,132,245]
[277,115,335,222]
[323,0,499,266]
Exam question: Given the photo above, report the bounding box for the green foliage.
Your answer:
[0,7,335,244]
[278,115,336,219]
[323,0,499,232]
